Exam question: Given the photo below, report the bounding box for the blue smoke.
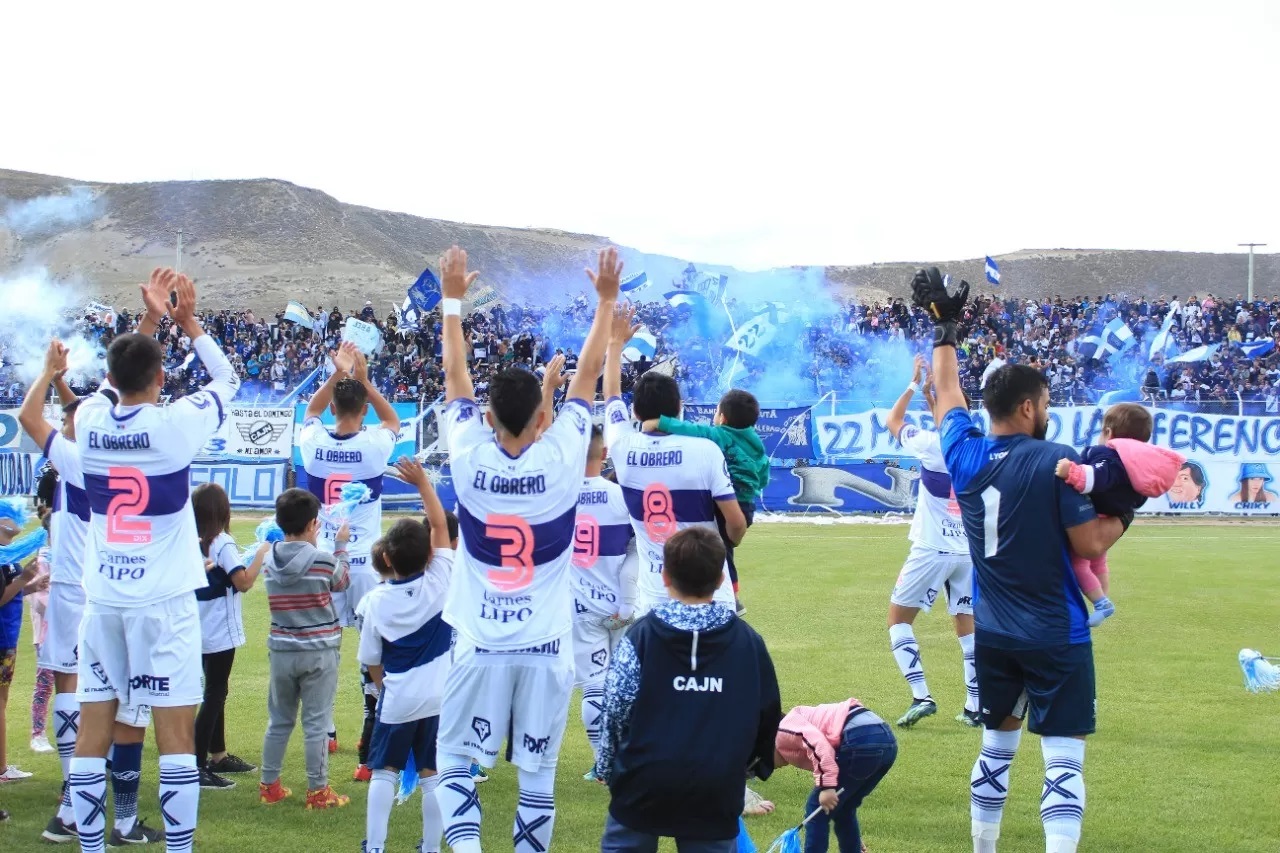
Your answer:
[2,186,101,235]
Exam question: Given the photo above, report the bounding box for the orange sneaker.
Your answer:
[305,785,350,810]
[352,764,372,782]
[327,736,339,755]
[259,779,292,805]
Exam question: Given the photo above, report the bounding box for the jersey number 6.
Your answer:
[106,467,152,545]
[486,514,535,592]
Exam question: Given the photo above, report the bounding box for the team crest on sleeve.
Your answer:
[609,408,626,424]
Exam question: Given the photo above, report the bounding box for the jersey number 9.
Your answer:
[106,467,152,545]
[572,516,600,569]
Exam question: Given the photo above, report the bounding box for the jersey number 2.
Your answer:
[980,486,1001,558]
[106,467,151,545]
[486,514,534,592]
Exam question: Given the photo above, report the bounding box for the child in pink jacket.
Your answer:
[774,699,895,853]
[1055,403,1184,626]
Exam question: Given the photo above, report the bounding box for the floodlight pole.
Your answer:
[1239,243,1266,303]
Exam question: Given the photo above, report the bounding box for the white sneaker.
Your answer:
[30,735,54,754]
[0,765,34,781]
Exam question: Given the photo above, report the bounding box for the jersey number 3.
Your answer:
[486,515,534,592]
[106,467,152,545]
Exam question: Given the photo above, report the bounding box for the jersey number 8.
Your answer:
[106,467,152,545]
[642,484,676,543]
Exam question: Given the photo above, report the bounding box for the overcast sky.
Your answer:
[3,1,1277,270]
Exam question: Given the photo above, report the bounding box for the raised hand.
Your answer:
[350,346,370,384]
[542,353,567,392]
[912,354,927,385]
[394,456,428,488]
[910,267,969,323]
[329,341,356,376]
[586,247,624,301]
[170,272,199,328]
[440,245,480,300]
[610,302,641,346]
[139,268,174,322]
[44,339,69,377]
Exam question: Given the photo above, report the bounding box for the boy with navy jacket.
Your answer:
[595,527,781,852]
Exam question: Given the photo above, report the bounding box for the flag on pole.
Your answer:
[397,297,419,327]
[621,329,657,363]
[1075,335,1104,361]
[725,311,778,358]
[1238,338,1275,359]
[620,271,650,295]
[1169,343,1219,364]
[666,290,707,312]
[1101,318,1136,356]
[408,268,442,313]
[283,301,312,326]
[1148,313,1177,359]
[984,256,1001,286]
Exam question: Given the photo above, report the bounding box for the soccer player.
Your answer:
[68,269,240,853]
[299,341,399,755]
[602,303,745,617]
[884,354,980,728]
[434,244,619,853]
[571,425,637,780]
[912,267,1128,853]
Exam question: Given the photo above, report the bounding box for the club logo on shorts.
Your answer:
[925,588,938,605]
[471,717,492,742]
[574,600,588,614]
[590,649,608,668]
[91,661,110,685]
[523,734,551,755]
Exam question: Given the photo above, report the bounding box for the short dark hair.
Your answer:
[1103,402,1153,442]
[718,389,760,429]
[633,371,681,421]
[588,424,605,461]
[663,527,726,599]
[106,334,163,395]
[382,518,431,578]
[424,510,460,545]
[332,378,369,418]
[275,488,321,535]
[488,367,542,435]
[982,364,1049,421]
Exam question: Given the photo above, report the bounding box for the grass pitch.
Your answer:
[1,521,1277,851]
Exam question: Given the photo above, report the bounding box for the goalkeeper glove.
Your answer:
[910,267,970,348]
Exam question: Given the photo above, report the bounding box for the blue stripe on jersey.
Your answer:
[619,486,717,523]
[597,523,633,557]
[381,611,453,675]
[83,468,190,517]
[919,466,953,499]
[456,503,577,568]
[304,474,385,502]
[65,484,90,522]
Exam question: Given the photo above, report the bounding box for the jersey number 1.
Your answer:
[106,467,152,545]
[980,486,1001,558]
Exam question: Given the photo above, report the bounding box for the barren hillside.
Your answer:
[1,168,1275,315]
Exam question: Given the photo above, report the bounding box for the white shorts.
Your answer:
[573,611,627,686]
[340,569,381,628]
[77,592,203,710]
[891,544,974,616]
[39,582,86,674]
[634,590,670,619]
[438,638,574,773]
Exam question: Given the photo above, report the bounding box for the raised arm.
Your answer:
[604,302,640,401]
[136,267,171,338]
[539,353,567,432]
[910,267,970,418]
[566,248,622,403]
[169,273,241,402]
[440,246,479,403]
[352,348,400,434]
[394,457,451,551]
[305,343,356,421]
[886,354,928,439]
[18,340,68,452]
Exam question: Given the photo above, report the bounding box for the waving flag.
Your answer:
[726,311,778,358]
[1239,339,1276,359]
[621,329,657,363]
[1169,343,1219,364]
[666,290,707,312]
[1148,313,1177,359]
[408,267,442,313]
[620,271,650,295]
[984,256,1001,286]
[1102,318,1136,356]
[283,301,311,326]
[1076,335,1104,361]
[397,296,419,327]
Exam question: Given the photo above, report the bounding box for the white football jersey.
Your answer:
[897,424,968,554]
[299,419,397,574]
[357,550,454,724]
[75,335,239,607]
[196,531,246,654]
[444,397,591,650]
[572,475,636,617]
[44,432,88,586]
[602,397,737,607]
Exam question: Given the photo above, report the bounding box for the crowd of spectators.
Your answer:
[1,288,1277,417]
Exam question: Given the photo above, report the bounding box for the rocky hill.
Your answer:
[1,168,1275,315]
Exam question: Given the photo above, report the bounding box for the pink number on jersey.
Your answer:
[642,484,676,543]
[486,514,535,592]
[572,515,600,569]
[105,467,152,544]
[324,473,353,505]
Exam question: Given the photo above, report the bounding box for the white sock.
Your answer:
[581,684,605,758]
[365,769,396,853]
[1041,737,1086,852]
[971,728,1021,831]
[890,623,931,701]
[157,754,200,853]
[421,775,443,853]
[436,753,482,853]
[69,756,108,853]
[514,766,557,853]
[958,633,980,713]
[972,819,1001,853]
[54,694,79,824]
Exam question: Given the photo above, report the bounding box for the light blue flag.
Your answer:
[1148,313,1177,359]
[283,301,311,326]
[621,329,657,362]
[1102,318,1135,356]
[1076,335,1104,361]
[1169,343,1219,364]
[984,256,1001,286]
[620,271,650,294]
[1239,339,1275,359]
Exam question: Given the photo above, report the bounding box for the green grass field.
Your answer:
[2,521,1278,851]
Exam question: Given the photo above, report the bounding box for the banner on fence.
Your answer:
[199,407,294,460]
[189,460,288,508]
[0,410,44,453]
[0,451,41,496]
[761,461,919,514]
[683,404,813,460]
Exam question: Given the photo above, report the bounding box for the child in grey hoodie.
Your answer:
[258,489,351,810]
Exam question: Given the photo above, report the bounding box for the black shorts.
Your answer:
[367,713,439,773]
[975,641,1096,737]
